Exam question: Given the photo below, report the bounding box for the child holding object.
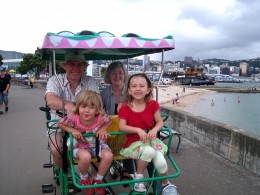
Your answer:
[118,73,177,193]
[58,91,113,195]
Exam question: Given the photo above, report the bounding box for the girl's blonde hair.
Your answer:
[73,91,105,115]
[125,73,154,105]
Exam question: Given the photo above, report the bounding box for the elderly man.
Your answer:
[45,52,99,170]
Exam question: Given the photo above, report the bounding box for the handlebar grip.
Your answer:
[56,111,64,117]
[39,106,66,118]
[39,106,50,112]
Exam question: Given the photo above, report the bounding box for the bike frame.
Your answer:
[39,30,179,195]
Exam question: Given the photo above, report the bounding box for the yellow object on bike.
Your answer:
[107,115,119,139]
[30,77,35,84]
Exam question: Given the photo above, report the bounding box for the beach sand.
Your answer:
[154,85,216,111]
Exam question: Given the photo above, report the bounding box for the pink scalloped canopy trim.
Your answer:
[42,35,175,49]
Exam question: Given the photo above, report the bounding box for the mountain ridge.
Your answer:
[0,50,24,59]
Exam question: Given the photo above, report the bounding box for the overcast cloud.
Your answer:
[1,0,259,61]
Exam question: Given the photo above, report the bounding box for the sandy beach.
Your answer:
[154,85,216,111]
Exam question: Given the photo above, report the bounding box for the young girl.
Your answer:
[58,91,113,195]
[118,73,173,193]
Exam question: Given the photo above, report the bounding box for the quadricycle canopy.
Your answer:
[38,30,175,61]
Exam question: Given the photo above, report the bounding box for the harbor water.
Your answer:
[184,82,260,137]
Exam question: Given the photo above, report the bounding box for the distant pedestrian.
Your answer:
[211,100,214,106]
[224,96,226,103]
[3,68,11,112]
[0,68,10,115]
[183,87,185,92]
[29,77,35,88]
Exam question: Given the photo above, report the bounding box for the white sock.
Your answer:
[95,173,104,181]
[130,174,135,179]
[135,173,144,179]
[80,173,89,180]
[162,181,170,187]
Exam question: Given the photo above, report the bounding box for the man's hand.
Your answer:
[64,102,76,116]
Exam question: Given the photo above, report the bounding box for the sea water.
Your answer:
[184,91,260,137]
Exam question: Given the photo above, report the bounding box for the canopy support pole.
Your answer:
[156,49,165,102]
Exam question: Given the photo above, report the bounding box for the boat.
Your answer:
[176,67,216,86]
[179,77,216,86]
[213,74,243,83]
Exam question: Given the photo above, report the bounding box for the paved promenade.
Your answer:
[0,85,259,195]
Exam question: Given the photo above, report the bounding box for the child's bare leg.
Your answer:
[159,171,169,185]
[76,149,91,175]
[77,149,94,194]
[134,155,150,192]
[98,148,113,176]
[136,158,149,174]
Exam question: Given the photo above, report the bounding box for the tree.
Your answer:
[0,54,3,66]
[17,53,45,78]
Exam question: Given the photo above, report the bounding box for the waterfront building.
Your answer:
[209,66,220,74]
[240,62,249,76]
[2,59,23,71]
[184,56,193,68]
[220,66,231,75]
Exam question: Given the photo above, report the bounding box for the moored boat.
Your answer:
[176,67,216,86]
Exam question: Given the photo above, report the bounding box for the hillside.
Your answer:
[0,50,24,59]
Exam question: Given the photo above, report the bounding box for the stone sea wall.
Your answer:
[160,106,260,176]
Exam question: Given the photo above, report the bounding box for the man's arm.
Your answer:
[6,77,11,91]
[45,92,75,115]
[3,84,10,93]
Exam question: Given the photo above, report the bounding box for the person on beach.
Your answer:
[58,91,113,195]
[100,61,136,181]
[118,73,177,193]
[211,99,214,106]
[173,93,180,104]
[175,93,180,104]
[45,52,99,193]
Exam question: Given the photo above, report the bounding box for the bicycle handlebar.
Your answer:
[39,106,64,118]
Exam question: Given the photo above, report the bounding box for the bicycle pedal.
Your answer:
[42,184,56,193]
[67,186,81,195]
[43,163,53,168]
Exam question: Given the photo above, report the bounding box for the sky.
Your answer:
[1,0,260,61]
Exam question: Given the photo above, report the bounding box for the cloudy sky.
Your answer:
[1,0,260,61]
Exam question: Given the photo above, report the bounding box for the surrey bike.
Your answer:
[38,30,180,195]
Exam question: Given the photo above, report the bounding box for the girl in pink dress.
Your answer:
[59,91,113,195]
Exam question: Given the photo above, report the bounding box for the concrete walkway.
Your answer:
[0,85,259,195]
